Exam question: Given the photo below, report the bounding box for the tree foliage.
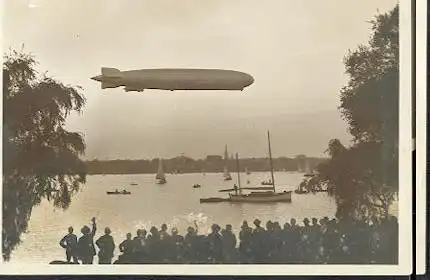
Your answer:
[313,5,399,221]
[3,49,87,260]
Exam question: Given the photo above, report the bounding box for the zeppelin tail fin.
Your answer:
[101,67,121,78]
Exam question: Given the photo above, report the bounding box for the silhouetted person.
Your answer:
[147,226,161,263]
[170,227,184,263]
[96,227,115,264]
[233,184,239,195]
[221,224,237,263]
[118,233,133,263]
[184,226,198,262]
[208,224,223,263]
[159,224,171,262]
[77,217,97,264]
[131,229,147,263]
[239,221,253,263]
[59,226,78,263]
[252,219,267,263]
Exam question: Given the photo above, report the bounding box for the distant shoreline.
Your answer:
[85,156,327,175]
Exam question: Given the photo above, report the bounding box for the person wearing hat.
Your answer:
[221,224,237,263]
[252,219,267,263]
[96,227,115,264]
[208,224,223,263]
[239,221,252,262]
[77,217,97,264]
[59,226,78,264]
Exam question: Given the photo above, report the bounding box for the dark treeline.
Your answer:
[85,156,327,175]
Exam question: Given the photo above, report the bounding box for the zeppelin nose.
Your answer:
[91,75,102,82]
[245,74,254,86]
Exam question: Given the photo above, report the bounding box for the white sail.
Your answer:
[223,166,231,178]
[304,158,312,174]
[156,158,165,180]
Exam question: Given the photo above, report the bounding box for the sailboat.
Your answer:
[303,158,315,178]
[223,145,232,181]
[156,158,167,184]
[208,132,292,203]
[223,166,232,181]
[245,167,251,175]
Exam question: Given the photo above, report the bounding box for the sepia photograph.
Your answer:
[2,0,413,275]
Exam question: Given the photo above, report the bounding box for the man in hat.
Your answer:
[221,224,237,263]
[96,227,115,264]
[239,221,252,263]
[77,217,97,264]
[59,226,78,263]
[208,224,223,263]
[252,219,267,263]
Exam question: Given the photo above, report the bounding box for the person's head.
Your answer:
[253,219,261,227]
[142,229,147,237]
[136,229,142,237]
[126,233,132,240]
[161,224,167,232]
[303,218,310,226]
[105,227,111,235]
[312,218,318,225]
[81,225,90,235]
[171,227,178,235]
[283,222,291,230]
[290,218,296,226]
[211,224,220,233]
[68,227,73,234]
[241,221,248,229]
[150,226,158,234]
[187,226,194,234]
[226,224,232,232]
[266,220,273,230]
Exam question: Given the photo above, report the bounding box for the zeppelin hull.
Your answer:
[92,68,254,91]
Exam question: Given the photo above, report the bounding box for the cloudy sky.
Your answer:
[3,0,398,159]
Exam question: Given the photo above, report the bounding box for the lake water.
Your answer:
[10,172,340,263]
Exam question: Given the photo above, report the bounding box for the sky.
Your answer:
[3,0,398,160]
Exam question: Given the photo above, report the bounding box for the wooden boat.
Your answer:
[107,190,131,195]
[294,189,309,194]
[294,180,309,194]
[261,180,273,186]
[130,183,138,186]
[200,197,228,203]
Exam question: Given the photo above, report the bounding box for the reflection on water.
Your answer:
[11,172,338,263]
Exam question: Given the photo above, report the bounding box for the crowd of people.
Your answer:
[57,216,398,265]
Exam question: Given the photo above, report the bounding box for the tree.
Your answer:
[3,49,87,260]
[313,5,399,221]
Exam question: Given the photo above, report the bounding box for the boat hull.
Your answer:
[106,191,131,195]
[229,191,292,203]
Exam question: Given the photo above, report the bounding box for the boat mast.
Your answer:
[235,153,242,194]
[267,131,276,192]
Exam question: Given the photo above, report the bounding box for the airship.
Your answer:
[90,67,254,92]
